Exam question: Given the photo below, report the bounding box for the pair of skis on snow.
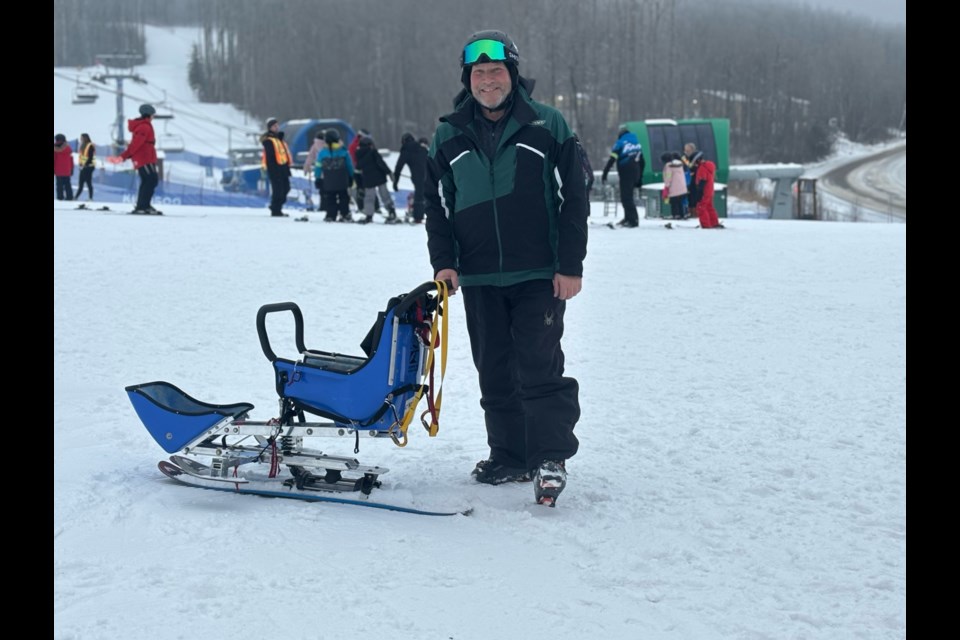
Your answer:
[74,203,165,216]
[157,455,472,517]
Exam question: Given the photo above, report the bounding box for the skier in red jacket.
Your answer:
[690,151,724,229]
[108,104,160,214]
[54,133,75,201]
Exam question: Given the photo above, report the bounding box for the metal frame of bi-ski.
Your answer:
[126,281,443,497]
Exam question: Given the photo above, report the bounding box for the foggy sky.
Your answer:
[761,0,905,24]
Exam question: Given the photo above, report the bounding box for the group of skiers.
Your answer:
[57,114,720,229]
[263,120,430,223]
[658,143,723,228]
[55,103,161,214]
[598,128,722,229]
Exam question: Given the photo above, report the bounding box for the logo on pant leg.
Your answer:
[543,309,554,326]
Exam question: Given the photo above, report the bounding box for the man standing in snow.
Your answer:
[393,132,427,223]
[424,30,588,507]
[600,126,645,227]
[261,117,292,217]
[108,104,160,214]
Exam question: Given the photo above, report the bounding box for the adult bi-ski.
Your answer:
[126,280,467,516]
[158,457,469,516]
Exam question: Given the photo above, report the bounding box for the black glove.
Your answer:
[392,181,399,192]
[601,172,608,185]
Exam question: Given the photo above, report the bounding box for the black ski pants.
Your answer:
[55,176,74,201]
[323,189,350,221]
[77,166,95,199]
[462,279,580,470]
[410,187,425,222]
[268,171,291,215]
[617,162,640,225]
[136,164,159,210]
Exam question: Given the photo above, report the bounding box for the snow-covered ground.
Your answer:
[54,197,906,639]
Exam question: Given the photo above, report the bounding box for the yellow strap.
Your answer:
[391,281,448,447]
[421,280,448,437]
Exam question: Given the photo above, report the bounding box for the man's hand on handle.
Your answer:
[435,269,460,296]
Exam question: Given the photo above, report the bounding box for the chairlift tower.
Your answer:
[90,53,147,151]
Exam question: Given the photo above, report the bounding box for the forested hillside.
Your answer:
[54,0,906,163]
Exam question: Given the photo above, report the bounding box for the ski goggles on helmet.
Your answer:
[463,39,512,65]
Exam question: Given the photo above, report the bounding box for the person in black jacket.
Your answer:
[261,117,293,217]
[356,135,398,223]
[393,132,428,223]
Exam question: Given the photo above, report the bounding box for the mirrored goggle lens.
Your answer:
[463,39,508,65]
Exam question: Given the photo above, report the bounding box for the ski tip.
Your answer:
[157,460,184,478]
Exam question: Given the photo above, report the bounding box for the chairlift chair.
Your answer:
[157,133,185,152]
[156,120,184,152]
[72,84,99,105]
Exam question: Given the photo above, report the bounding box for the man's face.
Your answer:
[470,62,512,110]
[270,123,280,133]
[684,144,695,156]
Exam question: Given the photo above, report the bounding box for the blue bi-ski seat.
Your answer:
[126,282,445,454]
[258,282,441,431]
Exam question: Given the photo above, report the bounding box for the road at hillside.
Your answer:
[819,143,906,219]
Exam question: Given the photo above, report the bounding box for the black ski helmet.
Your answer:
[460,30,520,91]
[324,129,340,144]
[55,133,67,143]
[139,103,156,117]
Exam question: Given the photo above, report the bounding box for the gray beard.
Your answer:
[474,89,511,112]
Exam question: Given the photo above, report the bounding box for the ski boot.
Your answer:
[534,460,567,507]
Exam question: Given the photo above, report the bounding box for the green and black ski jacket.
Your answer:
[424,82,588,287]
